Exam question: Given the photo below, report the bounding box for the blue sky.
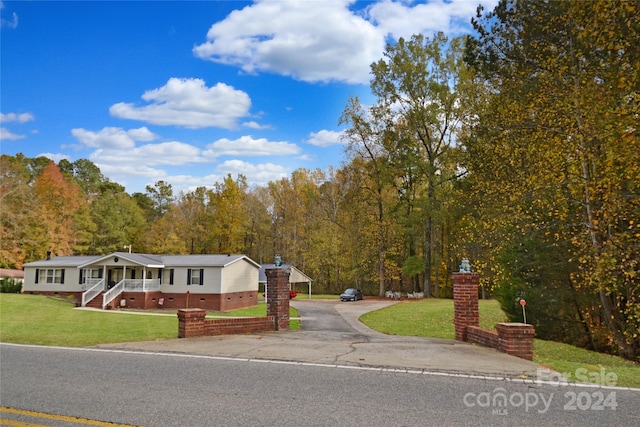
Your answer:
[1,0,493,194]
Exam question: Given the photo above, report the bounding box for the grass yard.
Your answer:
[360,298,506,338]
[360,298,640,388]
[0,294,178,346]
[0,294,299,347]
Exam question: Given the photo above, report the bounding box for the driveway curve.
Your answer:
[96,298,545,378]
[290,299,394,341]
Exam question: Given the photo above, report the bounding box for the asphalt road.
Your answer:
[1,344,639,427]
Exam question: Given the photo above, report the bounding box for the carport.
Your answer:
[259,264,313,299]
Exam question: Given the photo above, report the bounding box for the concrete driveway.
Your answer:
[97,299,546,379]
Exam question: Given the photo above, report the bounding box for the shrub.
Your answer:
[0,278,22,293]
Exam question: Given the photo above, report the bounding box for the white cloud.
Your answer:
[1,112,34,123]
[242,120,270,130]
[365,0,486,39]
[203,135,301,158]
[109,78,253,129]
[71,127,158,149]
[0,127,25,141]
[193,0,490,84]
[217,159,290,186]
[91,141,202,167]
[193,0,383,84]
[97,163,168,179]
[38,152,70,163]
[0,1,18,29]
[307,129,344,147]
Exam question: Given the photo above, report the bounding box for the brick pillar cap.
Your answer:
[496,322,534,327]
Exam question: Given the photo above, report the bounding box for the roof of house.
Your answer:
[258,264,313,283]
[23,253,260,269]
[0,268,25,279]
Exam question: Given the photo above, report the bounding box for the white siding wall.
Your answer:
[22,267,83,293]
[222,260,259,293]
[160,267,222,294]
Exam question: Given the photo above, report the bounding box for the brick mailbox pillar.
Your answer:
[496,323,536,361]
[452,272,480,342]
[178,308,206,338]
[265,267,290,331]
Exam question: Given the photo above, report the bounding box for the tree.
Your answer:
[145,180,174,220]
[32,162,92,257]
[357,33,471,296]
[0,155,34,267]
[340,98,397,296]
[466,0,640,360]
[90,189,146,254]
[207,174,250,254]
[61,158,108,201]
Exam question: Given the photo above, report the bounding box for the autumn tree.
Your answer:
[465,0,640,360]
[31,161,92,258]
[341,33,472,296]
[207,174,250,254]
[0,155,35,267]
[244,186,275,264]
[340,98,397,296]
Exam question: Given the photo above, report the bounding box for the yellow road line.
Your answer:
[1,418,45,427]
[0,407,140,426]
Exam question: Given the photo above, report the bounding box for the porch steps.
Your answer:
[85,292,105,309]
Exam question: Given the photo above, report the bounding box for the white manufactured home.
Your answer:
[22,252,260,311]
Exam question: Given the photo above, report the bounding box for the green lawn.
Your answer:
[0,294,178,346]
[0,294,298,347]
[360,299,640,388]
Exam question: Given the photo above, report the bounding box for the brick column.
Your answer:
[496,322,536,361]
[452,272,479,342]
[177,308,206,338]
[266,268,290,331]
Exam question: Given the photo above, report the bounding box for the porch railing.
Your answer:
[102,280,125,309]
[81,279,104,307]
[81,278,103,291]
[124,278,161,292]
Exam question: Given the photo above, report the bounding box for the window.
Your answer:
[80,268,101,284]
[36,268,65,284]
[161,269,174,285]
[187,268,203,286]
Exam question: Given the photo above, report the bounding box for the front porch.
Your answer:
[81,278,162,309]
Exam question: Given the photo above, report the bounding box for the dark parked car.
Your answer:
[340,288,364,302]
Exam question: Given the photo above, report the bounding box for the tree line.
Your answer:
[1,0,637,361]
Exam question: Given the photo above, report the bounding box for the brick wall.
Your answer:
[496,322,535,361]
[177,308,207,338]
[452,272,535,361]
[204,316,275,335]
[466,325,499,348]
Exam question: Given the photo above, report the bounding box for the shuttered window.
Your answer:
[187,268,204,285]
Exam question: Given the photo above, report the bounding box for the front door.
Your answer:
[107,268,124,288]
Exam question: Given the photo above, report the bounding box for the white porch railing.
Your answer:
[123,278,161,292]
[81,279,104,307]
[102,280,125,309]
[81,278,103,291]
